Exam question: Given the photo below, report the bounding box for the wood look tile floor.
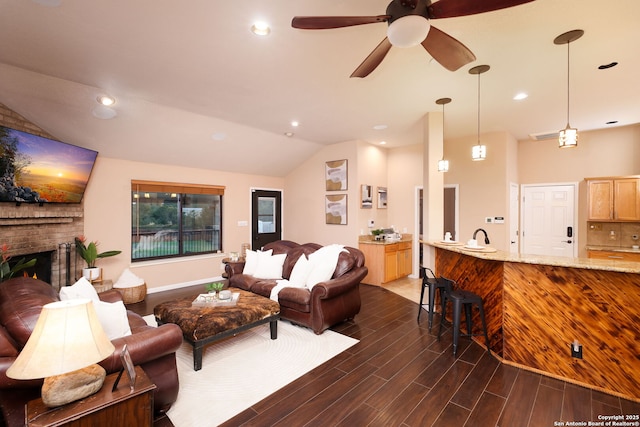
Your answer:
[131,279,640,427]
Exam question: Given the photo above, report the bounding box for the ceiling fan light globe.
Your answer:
[387,15,430,48]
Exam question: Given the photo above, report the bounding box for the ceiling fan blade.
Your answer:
[351,38,393,78]
[292,15,389,29]
[428,0,535,19]
[421,26,476,71]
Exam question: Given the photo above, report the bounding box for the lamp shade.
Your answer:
[559,125,578,148]
[387,15,430,48]
[7,299,115,380]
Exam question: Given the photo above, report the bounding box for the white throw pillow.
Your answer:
[92,300,132,340]
[306,244,347,289]
[242,249,273,275]
[254,253,287,279]
[59,277,100,302]
[289,255,313,287]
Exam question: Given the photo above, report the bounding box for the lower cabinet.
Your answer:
[360,241,412,286]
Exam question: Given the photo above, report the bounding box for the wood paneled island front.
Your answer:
[426,241,640,402]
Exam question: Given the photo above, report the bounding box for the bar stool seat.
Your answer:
[437,278,491,357]
[417,266,447,331]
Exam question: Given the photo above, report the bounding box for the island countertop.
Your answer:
[424,240,640,274]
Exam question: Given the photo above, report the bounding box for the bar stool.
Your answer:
[417,266,447,331]
[437,277,491,357]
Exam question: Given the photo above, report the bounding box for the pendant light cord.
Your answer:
[566,41,571,126]
[477,72,481,144]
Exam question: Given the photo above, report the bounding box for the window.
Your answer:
[131,180,224,261]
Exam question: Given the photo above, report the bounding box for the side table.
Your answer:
[26,366,156,427]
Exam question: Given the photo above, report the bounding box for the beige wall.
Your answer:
[84,157,284,291]
[387,143,423,235]
[284,140,361,247]
[443,131,514,250]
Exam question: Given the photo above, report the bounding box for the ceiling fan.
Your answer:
[292,0,535,77]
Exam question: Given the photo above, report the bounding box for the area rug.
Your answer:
[143,315,358,426]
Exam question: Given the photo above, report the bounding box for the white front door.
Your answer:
[522,184,576,257]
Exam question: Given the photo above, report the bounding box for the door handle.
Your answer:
[561,240,573,244]
[510,241,516,244]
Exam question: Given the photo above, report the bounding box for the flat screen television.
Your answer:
[0,124,98,203]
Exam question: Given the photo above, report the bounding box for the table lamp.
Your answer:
[6,299,115,407]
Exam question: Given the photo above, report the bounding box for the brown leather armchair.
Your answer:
[227,241,367,334]
[0,277,183,427]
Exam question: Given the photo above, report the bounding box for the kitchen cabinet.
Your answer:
[586,177,640,221]
[359,240,412,286]
[587,250,640,263]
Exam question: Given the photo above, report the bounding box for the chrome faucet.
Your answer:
[473,228,490,245]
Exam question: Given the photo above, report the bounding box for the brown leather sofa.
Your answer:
[0,277,183,426]
[226,240,367,334]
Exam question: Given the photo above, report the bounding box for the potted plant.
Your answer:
[75,236,121,281]
[205,281,224,297]
[0,243,37,283]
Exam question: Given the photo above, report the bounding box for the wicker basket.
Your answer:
[114,283,147,304]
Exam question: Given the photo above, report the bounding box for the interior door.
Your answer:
[522,184,576,257]
[509,183,519,254]
[251,189,282,250]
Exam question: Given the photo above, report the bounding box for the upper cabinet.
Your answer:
[586,176,640,221]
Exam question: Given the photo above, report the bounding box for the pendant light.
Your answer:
[554,29,584,148]
[469,65,490,161]
[435,97,451,172]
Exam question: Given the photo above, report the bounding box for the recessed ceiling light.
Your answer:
[251,22,271,36]
[211,132,227,141]
[513,92,528,101]
[284,132,294,137]
[291,121,299,127]
[605,120,618,125]
[379,141,387,145]
[96,95,115,106]
[598,62,618,70]
[373,124,388,130]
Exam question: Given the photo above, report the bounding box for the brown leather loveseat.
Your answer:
[226,240,367,334]
[0,277,183,426]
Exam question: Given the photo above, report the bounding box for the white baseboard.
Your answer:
[146,276,225,294]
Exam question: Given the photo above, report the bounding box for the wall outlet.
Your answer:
[368,219,374,227]
[571,341,583,359]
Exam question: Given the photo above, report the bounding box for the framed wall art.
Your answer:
[325,194,347,225]
[361,184,372,208]
[325,159,347,191]
[377,187,387,209]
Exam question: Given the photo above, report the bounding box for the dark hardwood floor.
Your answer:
[131,284,640,427]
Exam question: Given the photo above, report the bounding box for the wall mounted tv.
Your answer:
[0,125,98,204]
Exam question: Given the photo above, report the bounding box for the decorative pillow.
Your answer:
[288,255,313,287]
[59,277,100,302]
[254,253,287,280]
[243,249,273,275]
[92,300,132,340]
[306,244,348,289]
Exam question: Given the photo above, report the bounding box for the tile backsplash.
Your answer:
[587,222,640,248]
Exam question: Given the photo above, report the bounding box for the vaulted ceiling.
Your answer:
[1,0,638,176]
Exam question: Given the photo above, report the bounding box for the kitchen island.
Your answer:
[425,241,640,402]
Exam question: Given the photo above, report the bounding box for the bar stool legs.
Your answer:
[437,278,491,357]
[417,266,447,331]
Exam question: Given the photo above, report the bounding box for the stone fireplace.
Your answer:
[1,203,84,290]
